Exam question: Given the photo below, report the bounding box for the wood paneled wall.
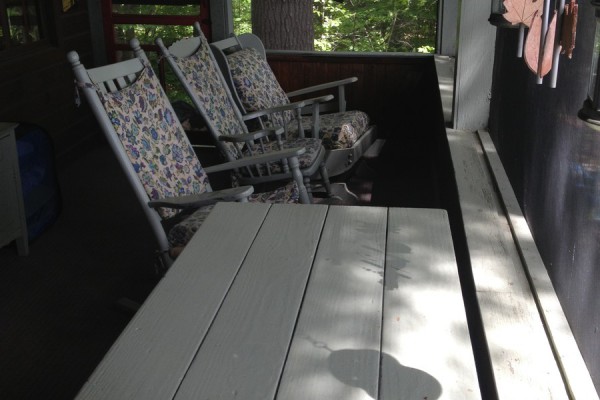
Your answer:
[0,1,97,160]
[266,52,442,138]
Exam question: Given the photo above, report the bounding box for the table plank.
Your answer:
[174,203,329,400]
[276,206,388,400]
[76,202,271,400]
[381,208,480,399]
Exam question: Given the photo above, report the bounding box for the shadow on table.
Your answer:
[328,349,442,399]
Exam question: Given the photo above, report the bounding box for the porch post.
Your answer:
[437,0,458,57]
[210,0,234,41]
[453,0,496,131]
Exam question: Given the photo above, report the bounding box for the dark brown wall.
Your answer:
[489,2,600,392]
[267,52,453,209]
[266,52,438,139]
[0,1,98,160]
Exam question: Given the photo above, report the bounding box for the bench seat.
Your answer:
[447,129,598,399]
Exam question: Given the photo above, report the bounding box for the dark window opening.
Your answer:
[0,0,47,51]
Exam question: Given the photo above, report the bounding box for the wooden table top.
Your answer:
[76,202,480,400]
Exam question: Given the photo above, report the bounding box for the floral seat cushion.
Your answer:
[167,181,298,247]
[294,111,370,150]
[226,48,370,150]
[167,205,215,247]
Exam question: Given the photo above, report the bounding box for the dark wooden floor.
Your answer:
[0,141,160,400]
[0,126,446,400]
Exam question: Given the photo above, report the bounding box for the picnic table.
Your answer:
[76,202,479,399]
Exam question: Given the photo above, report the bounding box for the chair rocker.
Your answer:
[154,30,337,200]
[68,43,310,267]
[209,28,378,177]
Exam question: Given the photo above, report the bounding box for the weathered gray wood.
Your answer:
[76,203,477,399]
[447,129,568,399]
[381,208,480,400]
[174,203,329,400]
[165,34,201,58]
[75,202,272,400]
[362,138,386,159]
[86,58,143,88]
[277,206,387,400]
[478,130,599,400]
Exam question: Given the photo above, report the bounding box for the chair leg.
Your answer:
[289,156,311,204]
[275,136,290,173]
[303,176,314,203]
[319,162,333,197]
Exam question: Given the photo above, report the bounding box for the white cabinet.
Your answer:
[0,123,28,255]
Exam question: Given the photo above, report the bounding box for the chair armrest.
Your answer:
[239,97,331,142]
[300,94,335,107]
[203,147,306,173]
[242,99,307,121]
[286,77,358,98]
[147,186,254,209]
[219,126,284,143]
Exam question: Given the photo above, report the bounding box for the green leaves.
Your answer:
[312,0,437,52]
[233,0,437,53]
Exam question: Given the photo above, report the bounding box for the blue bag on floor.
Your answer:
[15,123,61,241]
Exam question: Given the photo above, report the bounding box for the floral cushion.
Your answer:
[248,180,299,204]
[226,48,370,150]
[295,111,370,150]
[172,35,248,161]
[167,204,215,247]
[226,47,293,128]
[167,181,298,247]
[99,65,211,219]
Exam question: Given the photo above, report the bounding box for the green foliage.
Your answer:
[112,5,199,103]
[232,0,252,34]
[112,5,199,47]
[232,0,437,53]
[112,4,200,16]
[114,24,194,47]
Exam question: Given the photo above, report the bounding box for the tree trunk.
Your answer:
[251,0,314,50]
